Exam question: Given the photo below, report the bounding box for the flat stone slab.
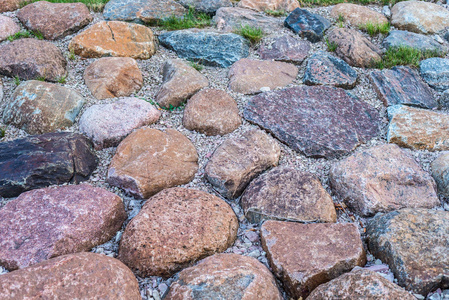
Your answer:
[0,15,20,42]
[330,3,388,27]
[431,152,449,198]
[213,7,282,33]
[383,30,447,54]
[284,8,330,42]
[420,57,449,91]
[244,85,381,158]
[238,0,299,12]
[258,35,311,63]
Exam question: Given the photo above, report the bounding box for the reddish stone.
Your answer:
[258,35,311,63]
[0,15,20,42]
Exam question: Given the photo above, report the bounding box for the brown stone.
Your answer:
[241,166,337,223]
[17,1,92,40]
[136,0,187,23]
[118,188,238,278]
[327,28,382,68]
[68,21,156,59]
[261,220,366,299]
[0,252,141,299]
[258,35,311,63]
[331,3,388,27]
[0,15,20,42]
[183,88,241,136]
[205,129,280,199]
[228,58,298,94]
[107,128,198,199]
[84,57,143,100]
[166,253,282,300]
[0,0,24,12]
[0,184,126,270]
[156,59,208,108]
[238,0,299,12]
[330,144,440,217]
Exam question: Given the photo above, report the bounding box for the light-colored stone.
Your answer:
[238,0,299,12]
[213,7,282,33]
[136,0,187,23]
[431,152,449,197]
[0,15,20,42]
[0,78,3,101]
[331,3,388,27]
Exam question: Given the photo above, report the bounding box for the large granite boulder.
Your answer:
[284,8,330,42]
[331,3,388,27]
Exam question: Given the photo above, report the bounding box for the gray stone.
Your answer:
[420,58,449,91]
[178,0,232,13]
[284,8,330,42]
[258,35,311,63]
[136,0,187,23]
[213,7,282,33]
[103,0,147,22]
[383,30,447,54]
[440,89,449,108]
[431,152,449,197]
[0,78,3,101]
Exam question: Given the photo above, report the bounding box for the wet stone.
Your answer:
[284,8,330,42]
[258,35,311,63]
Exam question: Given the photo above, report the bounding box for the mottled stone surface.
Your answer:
[0,253,141,299]
[213,7,282,33]
[2,80,85,134]
[118,188,238,277]
[284,8,330,42]
[241,166,337,223]
[383,30,447,54]
[205,129,280,199]
[330,144,439,217]
[258,35,311,63]
[178,0,232,13]
[0,15,20,42]
[183,88,241,136]
[0,38,67,81]
[440,89,449,108]
[107,128,198,199]
[244,85,381,158]
[0,132,97,198]
[137,0,187,23]
[331,3,388,26]
[0,184,126,270]
[431,152,449,198]
[369,66,437,108]
[228,58,298,94]
[79,98,161,149]
[304,51,357,89]
[420,58,449,91]
[0,0,23,12]
[367,209,449,294]
[103,0,148,22]
[261,221,366,299]
[17,1,92,40]
[238,0,299,12]
[166,254,282,300]
[158,30,250,68]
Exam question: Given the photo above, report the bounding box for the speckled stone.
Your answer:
[258,35,311,63]
[284,8,330,42]
[383,30,447,54]
[238,0,299,12]
[213,7,282,33]
[331,3,387,26]
[137,0,187,23]
[420,58,449,91]
[0,15,20,42]
[0,0,25,13]
[431,152,449,198]
[178,0,232,13]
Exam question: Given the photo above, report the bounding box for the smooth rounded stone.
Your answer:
[284,8,330,43]
[0,38,67,81]
[2,80,85,134]
[327,28,382,68]
[330,144,440,217]
[137,0,187,23]
[420,57,449,91]
[178,0,232,13]
[431,152,449,197]
[0,132,97,198]
[308,267,416,300]
[69,21,156,59]
[158,30,250,68]
[107,128,198,199]
[0,184,126,270]
[213,7,282,33]
[84,57,143,100]
[391,0,449,34]
[369,66,437,109]
[303,51,357,89]
[387,105,449,151]
[238,0,299,12]
[17,1,92,40]
[383,30,447,54]
[0,252,141,299]
[118,188,238,277]
[183,88,241,136]
[165,253,282,300]
[244,86,381,158]
[79,98,161,149]
[258,35,311,63]
[261,220,366,299]
[0,15,20,42]
[330,3,388,27]
[155,59,209,108]
[241,166,337,224]
[367,209,449,295]
[228,58,298,94]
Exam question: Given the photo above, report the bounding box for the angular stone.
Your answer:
[155,59,208,108]
[17,1,92,40]
[118,188,238,277]
[69,21,156,59]
[330,144,439,217]
[391,0,449,34]
[431,152,449,198]
[158,30,250,68]
[331,3,388,27]
[183,88,241,136]
[0,15,20,42]
[258,35,311,63]
[0,253,141,299]
[367,209,449,295]
[383,30,447,54]
[284,8,330,42]
[0,38,67,81]
[0,0,23,12]
[308,268,416,300]
[84,57,143,100]
[261,221,366,299]
[420,57,449,91]
[241,166,337,223]
[107,128,198,199]
[178,0,232,13]
[166,254,282,300]
[304,51,357,89]
[0,132,97,198]
[137,0,187,23]
[369,66,437,108]
[79,98,161,149]
[387,105,449,151]
[244,86,381,158]
[238,0,299,12]
[213,7,282,33]
[0,184,126,270]
[327,28,382,68]
[2,80,85,134]
[205,129,280,199]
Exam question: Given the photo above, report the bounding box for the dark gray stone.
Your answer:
[158,30,250,68]
[383,30,447,54]
[284,8,330,42]
[258,35,311,63]
[178,0,232,13]
[420,58,449,91]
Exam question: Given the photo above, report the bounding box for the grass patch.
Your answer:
[188,60,204,71]
[0,127,5,138]
[158,7,211,31]
[14,76,21,86]
[359,22,390,36]
[233,24,263,45]
[139,97,185,111]
[57,75,67,84]
[7,30,44,41]
[20,0,108,12]
[68,49,76,61]
[376,46,442,69]
[325,37,337,52]
[264,9,287,17]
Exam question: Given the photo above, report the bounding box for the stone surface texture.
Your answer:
[137,0,187,23]
[331,3,388,26]
[0,0,23,12]
[213,7,282,33]
[431,152,449,197]
[238,0,299,12]
[284,8,330,42]
[178,0,232,13]
[0,15,20,42]
[383,30,447,54]
[258,35,311,63]
[420,57,449,91]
